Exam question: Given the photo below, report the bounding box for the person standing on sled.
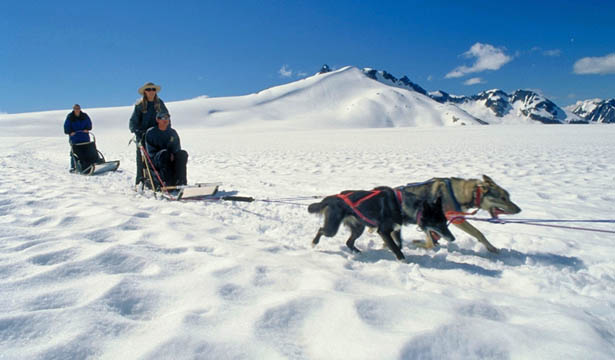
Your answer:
[63,104,92,172]
[145,111,188,188]
[129,82,168,186]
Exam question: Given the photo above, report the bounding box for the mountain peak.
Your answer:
[318,64,332,74]
[429,88,581,124]
[567,98,615,123]
[359,68,428,95]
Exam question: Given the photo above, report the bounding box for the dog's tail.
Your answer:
[308,201,326,214]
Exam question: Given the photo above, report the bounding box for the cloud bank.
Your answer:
[574,53,615,75]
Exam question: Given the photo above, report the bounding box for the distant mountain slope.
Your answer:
[566,98,615,123]
[0,66,484,136]
[2,65,611,137]
[429,88,583,124]
[361,68,429,96]
[348,66,588,125]
[190,66,484,128]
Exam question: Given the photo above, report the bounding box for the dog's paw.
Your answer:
[412,240,435,249]
[486,245,500,253]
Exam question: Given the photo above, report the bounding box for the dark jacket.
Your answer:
[129,98,168,141]
[64,112,92,144]
[145,126,181,161]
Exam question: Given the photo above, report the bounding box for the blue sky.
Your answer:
[1,0,614,114]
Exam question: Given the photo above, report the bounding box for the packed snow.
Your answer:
[1,70,614,359]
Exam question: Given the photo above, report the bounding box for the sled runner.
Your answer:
[161,182,222,201]
[71,132,120,175]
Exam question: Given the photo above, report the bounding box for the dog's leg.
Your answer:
[345,224,365,253]
[378,226,405,260]
[412,234,435,249]
[380,225,402,250]
[391,228,402,250]
[453,221,499,253]
[312,210,344,248]
[312,228,324,247]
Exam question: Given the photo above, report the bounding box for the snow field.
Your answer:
[1,125,614,359]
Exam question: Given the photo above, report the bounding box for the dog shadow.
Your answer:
[444,244,585,271]
[315,242,583,276]
[329,247,503,277]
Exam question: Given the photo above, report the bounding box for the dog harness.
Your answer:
[336,189,405,227]
[336,190,382,226]
[443,179,483,225]
[394,187,424,228]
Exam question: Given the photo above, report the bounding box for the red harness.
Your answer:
[445,186,483,224]
[395,188,422,227]
[336,189,405,227]
[336,190,382,226]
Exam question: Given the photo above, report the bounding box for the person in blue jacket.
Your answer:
[145,111,188,187]
[129,81,169,186]
[64,104,92,171]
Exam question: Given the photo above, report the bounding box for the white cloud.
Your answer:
[543,49,561,57]
[278,65,292,78]
[463,77,485,85]
[446,43,512,78]
[573,53,615,75]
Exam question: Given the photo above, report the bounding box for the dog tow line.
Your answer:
[450,216,615,234]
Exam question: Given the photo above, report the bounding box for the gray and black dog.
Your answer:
[308,186,455,260]
[404,175,521,252]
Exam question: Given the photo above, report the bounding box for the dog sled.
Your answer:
[137,142,224,201]
[70,132,120,175]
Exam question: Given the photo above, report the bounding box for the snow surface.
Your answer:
[1,73,615,359]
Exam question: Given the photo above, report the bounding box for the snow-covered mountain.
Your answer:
[2,65,611,133]
[566,98,615,123]
[0,66,485,137]
[176,66,484,128]
[360,68,429,96]
[337,65,590,125]
[429,89,584,124]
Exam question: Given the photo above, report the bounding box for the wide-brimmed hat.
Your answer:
[138,82,162,95]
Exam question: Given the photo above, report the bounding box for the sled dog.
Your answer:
[308,186,455,260]
[404,175,521,252]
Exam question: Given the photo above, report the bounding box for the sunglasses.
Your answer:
[145,88,157,92]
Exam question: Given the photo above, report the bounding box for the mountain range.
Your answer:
[320,65,612,125]
[565,98,615,124]
[1,65,613,136]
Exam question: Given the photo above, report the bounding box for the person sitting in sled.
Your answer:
[129,81,168,186]
[63,104,92,172]
[145,111,188,187]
